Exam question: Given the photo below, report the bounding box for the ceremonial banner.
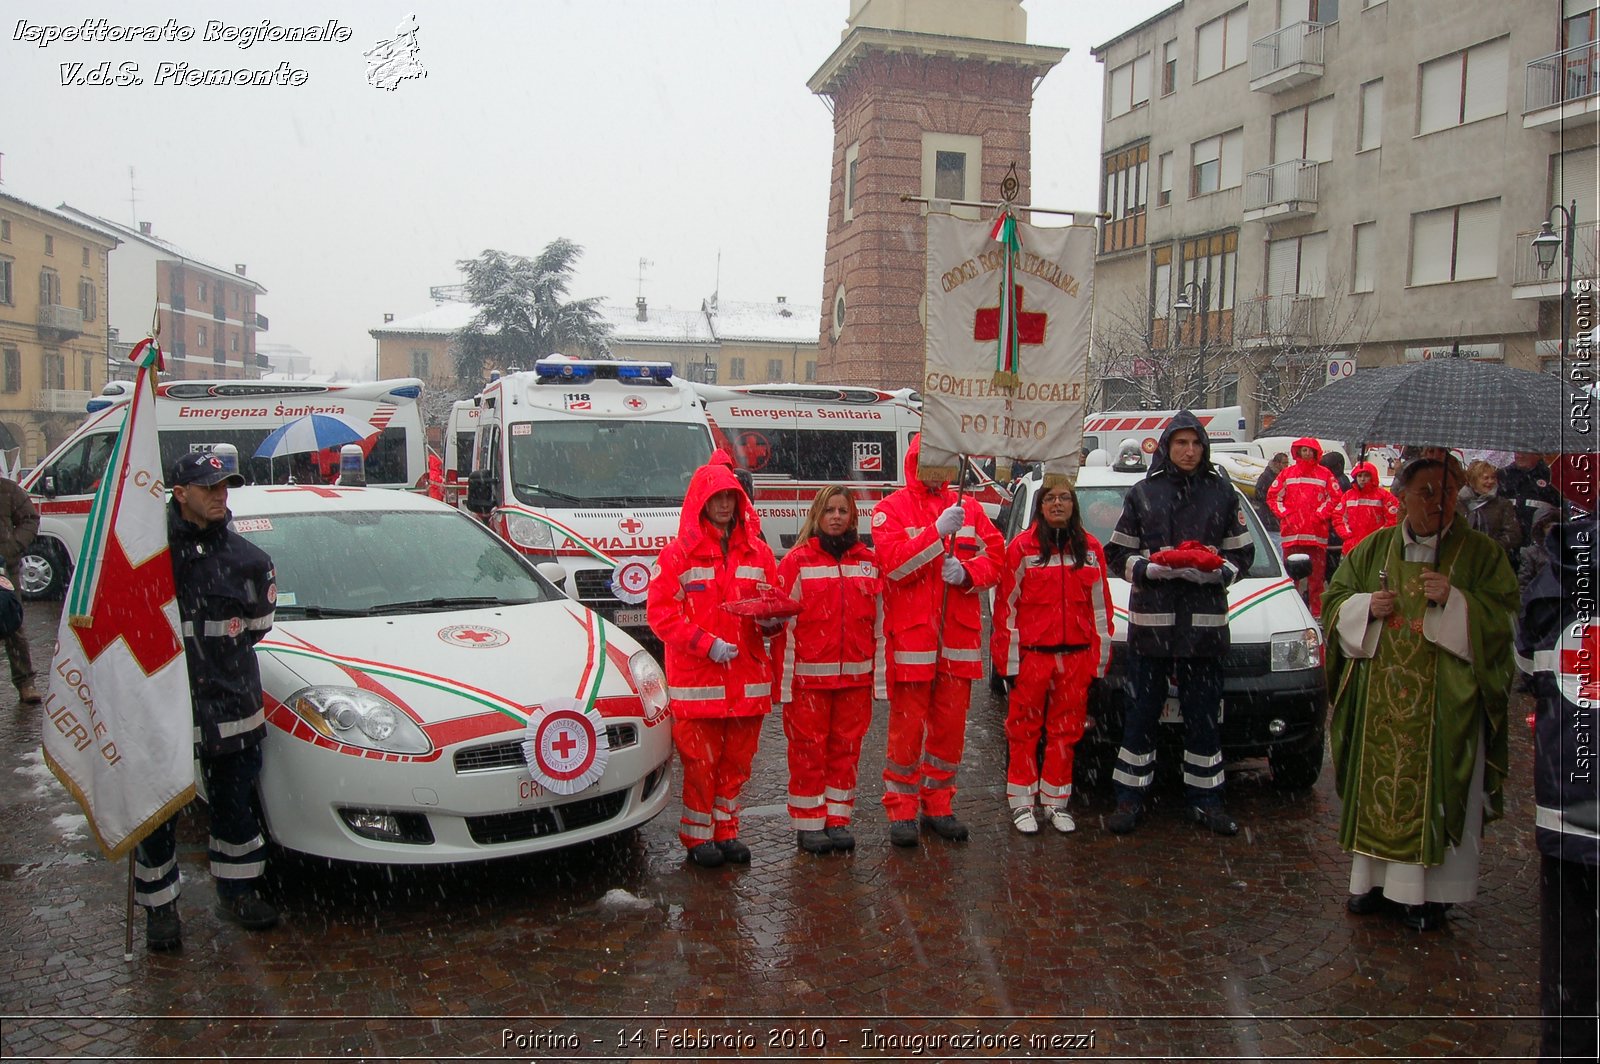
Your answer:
[921,210,1095,485]
[42,342,194,860]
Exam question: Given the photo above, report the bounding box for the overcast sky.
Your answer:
[2,0,1172,379]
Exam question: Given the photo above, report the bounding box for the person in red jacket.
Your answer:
[773,486,887,855]
[872,434,1005,847]
[1334,460,1399,552]
[647,454,780,869]
[1266,438,1341,617]
[991,481,1114,834]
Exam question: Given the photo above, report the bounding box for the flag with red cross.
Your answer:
[43,338,195,860]
[920,208,1095,485]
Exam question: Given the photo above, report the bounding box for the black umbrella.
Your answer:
[1266,358,1584,451]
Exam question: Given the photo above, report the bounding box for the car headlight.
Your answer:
[628,650,668,720]
[1271,628,1323,672]
[504,512,554,550]
[286,686,432,754]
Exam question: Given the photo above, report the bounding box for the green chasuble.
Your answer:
[1324,521,1517,866]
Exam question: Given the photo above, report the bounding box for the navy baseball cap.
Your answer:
[170,451,245,488]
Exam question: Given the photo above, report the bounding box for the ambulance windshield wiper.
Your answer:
[516,482,582,502]
[291,605,377,618]
[366,596,533,615]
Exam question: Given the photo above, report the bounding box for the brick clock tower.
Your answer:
[808,0,1065,388]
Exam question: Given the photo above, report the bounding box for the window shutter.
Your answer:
[1410,208,1455,285]
[1352,222,1377,292]
[1224,7,1249,68]
[1110,62,1133,116]
[1462,37,1509,124]
[1197,17,1224,79]
[1278,0,1312,26]
[1418,53,1462,134]
[1154,260,1173,321]
[1266,237,1300,296]
[1359,80,1384,151]
[1305,99,1335,162]
[1564,0,1598,22]
[1220,130,1244,189]
[1552,147,1599,221]
[1453,198,1501,280]
[1272,108,1302,164]
[1132,53,1153,106]
[1158,152,1173,204]
[1299,232,1329,296]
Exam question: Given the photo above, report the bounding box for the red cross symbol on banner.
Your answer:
[973,284,1048,349]
[72,533,182,673]
[551,729,579,759]
[1559,624,1600,703]
[618,516,644,535]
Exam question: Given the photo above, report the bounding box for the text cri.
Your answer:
[48,656,120,765]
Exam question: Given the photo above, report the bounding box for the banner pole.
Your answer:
[123,853,135,960]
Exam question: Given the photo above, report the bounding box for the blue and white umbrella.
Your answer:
[252,413,378,459]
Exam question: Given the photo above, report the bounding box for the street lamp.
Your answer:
[1172,278,1210,404]
[1533,199,1576,365]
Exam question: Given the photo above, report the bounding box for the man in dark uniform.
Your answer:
[1500,452,1562,571]
[136,452,278,951]
[1104,411,1255,836]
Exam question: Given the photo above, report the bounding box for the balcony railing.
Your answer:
[1512,218,1600,289]
[39,388,92,413]
[37,304,84,339]
[1240,294,1321,345]
[1525,41,1600,114]
[1243,160,1319,219]
[252,312,269,332]
[1250,21,1325,91]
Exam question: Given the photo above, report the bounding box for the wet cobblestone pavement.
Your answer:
[1,600,1546,1061]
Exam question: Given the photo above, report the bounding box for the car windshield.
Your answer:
[1074,484,1283,580]
[234,509,557,616]
[508,420,711,506]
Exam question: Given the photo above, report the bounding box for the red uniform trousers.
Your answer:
[783,686,873,829]
[1005,649,1095,811]
[673,716,763,849]
[882,672,971,820]
[1282,543,1327,617]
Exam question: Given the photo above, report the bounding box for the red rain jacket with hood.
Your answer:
[647,454,780,720]
[870,435,1005,682]
[1266,437,1341,549]
[772,533,887,704]
[1333,460,1399,549]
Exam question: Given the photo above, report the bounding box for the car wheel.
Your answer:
[17,543,67,600]
[1268,729,1325,790]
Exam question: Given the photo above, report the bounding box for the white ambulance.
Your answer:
[1082,405,1250,458]
[463,358,715,640]
[441,397,481,508]
[19,377,427,599]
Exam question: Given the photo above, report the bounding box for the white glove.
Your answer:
[1144,562,1178,581]
[1188,567,1227,585]
[934,503,966,536]
[941,555,966,585]
[708,638,739,664]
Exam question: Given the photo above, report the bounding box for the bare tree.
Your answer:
[1236,273,1376,423]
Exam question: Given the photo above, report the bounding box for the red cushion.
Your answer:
[1149,540,1225,571]
[721,593,802,619]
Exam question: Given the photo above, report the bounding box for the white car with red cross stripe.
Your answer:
[229,484,672,863]
[1003,457,1327,791]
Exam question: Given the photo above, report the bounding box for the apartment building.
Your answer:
[0,191,119,465]
[57,208,268,383]
[1092,0,1597,430]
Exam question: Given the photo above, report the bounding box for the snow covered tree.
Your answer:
[451,240,612,387]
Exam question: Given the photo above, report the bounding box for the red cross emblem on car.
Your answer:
[619,516,644,534]
[453,629,496,644]
[739,431,772,472]
[551,729,579,758]
[624,395,646,411]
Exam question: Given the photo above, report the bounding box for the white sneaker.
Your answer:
[1047,808,1077,834]
[1011,806,1040,834]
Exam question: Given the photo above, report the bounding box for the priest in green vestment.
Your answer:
[1324,456,1517,931]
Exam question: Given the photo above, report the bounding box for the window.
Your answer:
[1191,129,1243,195]
[1352,222,1377,292]
[1418,37,1509,134]
[197,325,208,347]
[411,349,430,378]
[1358,80,1384,151]
[1266,232,1329,297]
[43,351,64,390]
[81,247,90,267]
[1151,232,1240,345]
[82,358,93,391]
[0,219,9,242]
[0,258,11,305]
[78,279,96,321]
[844,141,861,223]
[1,348,18,393]
[39,268,60,307]
[1409,199,1500,285]
[44,235,54,256]
[197,279,208,302]
[1195,6,1248,81]
[213,345,225,364]
[1162,39,1178,95]
[1157,152,1173,206]
[923,133,982,218]
[1108,53,1153,117]
[729,357,746,381]
[232,334,240,352]
[804,360,816,382]
[233,290,240,310]
[767,358,784,381]
[934,151,966,200]
[1280,0,1339,22]
[1551,146,1599,223]
[1101,143,1149,253]
[1271,98,1335,163]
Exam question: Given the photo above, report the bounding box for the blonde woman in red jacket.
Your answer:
[773,487,887,855]
[647,455,780,869]
[991,481,1113,834]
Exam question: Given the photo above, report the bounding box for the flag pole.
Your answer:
[123,853,135,960]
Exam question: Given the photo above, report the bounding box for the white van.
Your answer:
[19,377,427,598]
[1082,406,1250,458]
[463,358,714,640]
[441,397,481,508]
[696,383,1010,553]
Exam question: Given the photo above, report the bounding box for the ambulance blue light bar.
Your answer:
[615,363,674,381]
[86,398,115,413]
[388,384,423,399]
[533,358,673,383]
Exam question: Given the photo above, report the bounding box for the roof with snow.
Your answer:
[370,297,821,346]
[55,206,268,293]
[369,301,477,337]
[0,191,122,243]
[709,299,819,344]
[599,302,714,345]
